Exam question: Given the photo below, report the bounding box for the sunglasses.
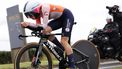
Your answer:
[24,12,35,18]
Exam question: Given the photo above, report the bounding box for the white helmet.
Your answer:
[106,16,113,23]
[24,0,41,18]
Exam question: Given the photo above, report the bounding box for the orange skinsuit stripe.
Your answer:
[49,4,64,12]
[36,4,64,26]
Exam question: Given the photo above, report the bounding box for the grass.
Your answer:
[1,62,122,69]
[0,60,59,69]
[0,50,59,69]
[0,63,14,69]
[113,67,122,69]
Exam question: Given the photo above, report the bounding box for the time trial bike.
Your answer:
[14,23,100,69]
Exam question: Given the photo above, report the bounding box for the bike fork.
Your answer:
[32,43,43,66]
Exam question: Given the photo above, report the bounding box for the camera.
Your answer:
[106,5,119,14]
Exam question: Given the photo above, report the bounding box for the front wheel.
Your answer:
[72,40,100,69]
[14,42,52,69]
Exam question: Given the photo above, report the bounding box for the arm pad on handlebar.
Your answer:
[26,25,44,31]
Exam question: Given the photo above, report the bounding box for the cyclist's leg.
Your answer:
[47,19,65,51]
[60,8,75,68]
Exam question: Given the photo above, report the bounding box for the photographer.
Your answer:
[103,18,120,51]
[107,5,122,49]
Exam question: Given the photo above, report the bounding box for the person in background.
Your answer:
[103,18,120,53]
[103,18,119,34]
[107,5,122,50]
[21,1,75,69]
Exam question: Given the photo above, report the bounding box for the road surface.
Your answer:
[53,59,122,69]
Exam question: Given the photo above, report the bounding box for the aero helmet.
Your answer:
[24,0,41,19]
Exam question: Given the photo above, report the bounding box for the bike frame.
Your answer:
[43,41,64,61]
[32,34,64,66]
[18,30,90,68]
[34,36,90,68]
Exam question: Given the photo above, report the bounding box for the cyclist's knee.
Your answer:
[60,37,73,52]
[61,37,69,44]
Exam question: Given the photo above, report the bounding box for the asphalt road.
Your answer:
[100,59,122,69]
[53,59,122,69]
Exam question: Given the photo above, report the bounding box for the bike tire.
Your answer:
[72,40,100,69]
[14,42,52,69]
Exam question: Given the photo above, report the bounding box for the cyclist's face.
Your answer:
[106,19,112,23]
[25,12,36,19]
[30,15,36,19]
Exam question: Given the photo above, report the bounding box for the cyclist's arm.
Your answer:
[41,4,50,28]
[21,22,43,31]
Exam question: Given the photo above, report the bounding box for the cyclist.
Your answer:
[21,1,75,69]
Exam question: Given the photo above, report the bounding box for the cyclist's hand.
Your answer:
[42,26,52,34]
[21,22,30,28]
